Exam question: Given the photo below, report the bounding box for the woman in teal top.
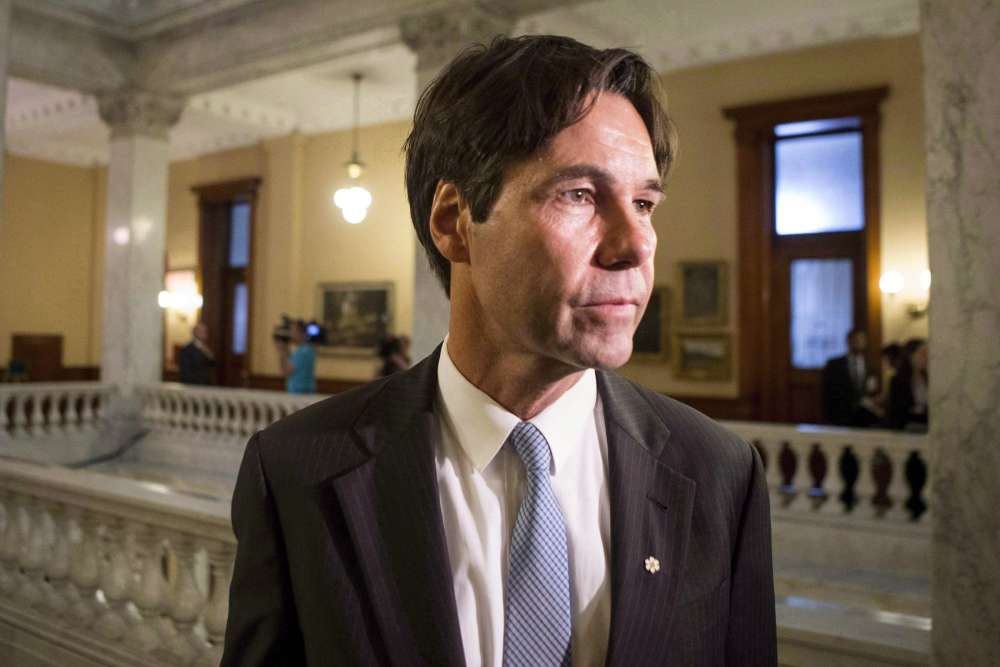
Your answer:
[277,320,316,394]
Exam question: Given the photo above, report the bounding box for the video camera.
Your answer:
[273,314,327,345]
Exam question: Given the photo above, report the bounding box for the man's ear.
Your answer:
[429,181,471,264]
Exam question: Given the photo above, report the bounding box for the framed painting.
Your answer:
[676,261,728,326]
[631,286,670,362]
[672,333,732,381]
[316,281,394,356]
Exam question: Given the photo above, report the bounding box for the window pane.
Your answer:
[775,116,860,137]
[790,259,853,369]
[232,282,248,355]
[229,203,251,267]
[775,132,864,235]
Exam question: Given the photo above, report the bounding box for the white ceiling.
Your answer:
[4,0,919,167]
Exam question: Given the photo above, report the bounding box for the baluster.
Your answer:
[225,397,238,436]
[164,533,208,664]
[905,450,930,522]
[79,391,96,431]
[64,390,81,433]
[68,509,102,628]
[198,540,235,666]
[817,441,843,516]
[789,440,813,510]
[31,391,48,434]
[853,443,878,518]
[96,516,131,640]
[885,446,911,521]
[47,390,64,433]
[16,497,47,608]
[759,438,781,509]
[0,491,24,595]
[126,522,166,654]
[0,391,10,440]
[805,442,831,511]
[870,448,893,518]
[12,393,30,438]
[43,501,73,618]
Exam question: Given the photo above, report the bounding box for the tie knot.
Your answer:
[507,422,551,475]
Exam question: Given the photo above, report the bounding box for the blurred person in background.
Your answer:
[377,334,412,377]
[276,319,316,394]
[887,338,929,431]
[178,322,216,385]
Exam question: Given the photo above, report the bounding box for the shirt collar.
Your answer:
[436,337,597,474]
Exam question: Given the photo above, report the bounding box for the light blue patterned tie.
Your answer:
[503,422,572,667]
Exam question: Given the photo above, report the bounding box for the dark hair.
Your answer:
[404,34,678,296]
[881,342,902,368]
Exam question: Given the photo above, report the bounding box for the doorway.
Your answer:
[193,178,260,388]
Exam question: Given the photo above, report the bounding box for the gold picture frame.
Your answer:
[672,333,732,381]
[676,261,728,326]
[631,286,670,363]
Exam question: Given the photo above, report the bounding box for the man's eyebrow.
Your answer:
[535,165,664,194]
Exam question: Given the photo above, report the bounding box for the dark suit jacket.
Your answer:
[178,341,215,385]
[822,355,866,426]
[222,347,776,666]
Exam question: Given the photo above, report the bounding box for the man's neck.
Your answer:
[445,337,585,420]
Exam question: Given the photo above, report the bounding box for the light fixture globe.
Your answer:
[332,72,373,224]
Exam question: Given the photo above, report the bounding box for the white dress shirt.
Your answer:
[434,339,611,667]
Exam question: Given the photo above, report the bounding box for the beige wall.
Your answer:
[162,121,414,382]
[0,154,104,368]
[620,34,927,396]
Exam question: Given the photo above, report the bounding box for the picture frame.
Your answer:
[672,332,732,381]
[315,281,394,356]
[631,286,670,362]
[676,260,728,326]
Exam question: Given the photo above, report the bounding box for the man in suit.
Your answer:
[177,322,215,385]
[223,35,775,666]
[822,329,879,427]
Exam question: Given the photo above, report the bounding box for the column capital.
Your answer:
[399,6,514,71]
[97,89,185,140]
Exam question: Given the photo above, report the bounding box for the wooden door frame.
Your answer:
[192,177,261,387]
[723,87,887,422]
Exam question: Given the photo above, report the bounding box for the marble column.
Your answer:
[400,7,513,362]
[0,0,11,216]
[97,91,184,387]
[921,1,1000,664]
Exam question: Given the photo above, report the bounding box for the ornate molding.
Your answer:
[96,89,185,139]
[400,5,514,70]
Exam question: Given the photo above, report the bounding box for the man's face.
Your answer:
[849,331,868,354]
[194,323,209,343]
[461,93,661,371]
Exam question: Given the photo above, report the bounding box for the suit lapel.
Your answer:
[599,372,696,665]
[319,349,465,666]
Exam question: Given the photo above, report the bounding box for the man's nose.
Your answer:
[594,202,656,270]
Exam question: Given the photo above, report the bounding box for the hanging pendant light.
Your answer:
[333,73,373,224]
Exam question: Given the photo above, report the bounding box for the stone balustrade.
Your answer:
[136,382,323,442]
[724,421,930,526]
[0,382,116,440]
[0,457,233,667]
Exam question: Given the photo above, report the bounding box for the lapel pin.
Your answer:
[644,556,660,574]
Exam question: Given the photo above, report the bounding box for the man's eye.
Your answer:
[635,199,656,213]
[560,189,594,205]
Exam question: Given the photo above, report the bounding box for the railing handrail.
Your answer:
[0,458,232,541]
[139,382,327,403]
[722,419,928,447]
[0,382,115,393]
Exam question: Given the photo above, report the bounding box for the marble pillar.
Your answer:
[921,1,1000,664]
[97,91,184,387]
[0,0,11,216]
[400,8,513,362]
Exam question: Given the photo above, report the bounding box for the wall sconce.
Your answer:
[158,270,203,315]
[879,269,930,319]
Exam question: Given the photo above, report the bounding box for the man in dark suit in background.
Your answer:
[822,328,878,427]
[223,35,775,666]
[177,322,215,385]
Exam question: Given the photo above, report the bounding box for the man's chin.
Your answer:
[568,340,634,371]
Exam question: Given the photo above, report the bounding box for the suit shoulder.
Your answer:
[251,376,392,482]
[620,377,753,470]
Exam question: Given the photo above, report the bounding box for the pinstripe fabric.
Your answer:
[503,422,572,667]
